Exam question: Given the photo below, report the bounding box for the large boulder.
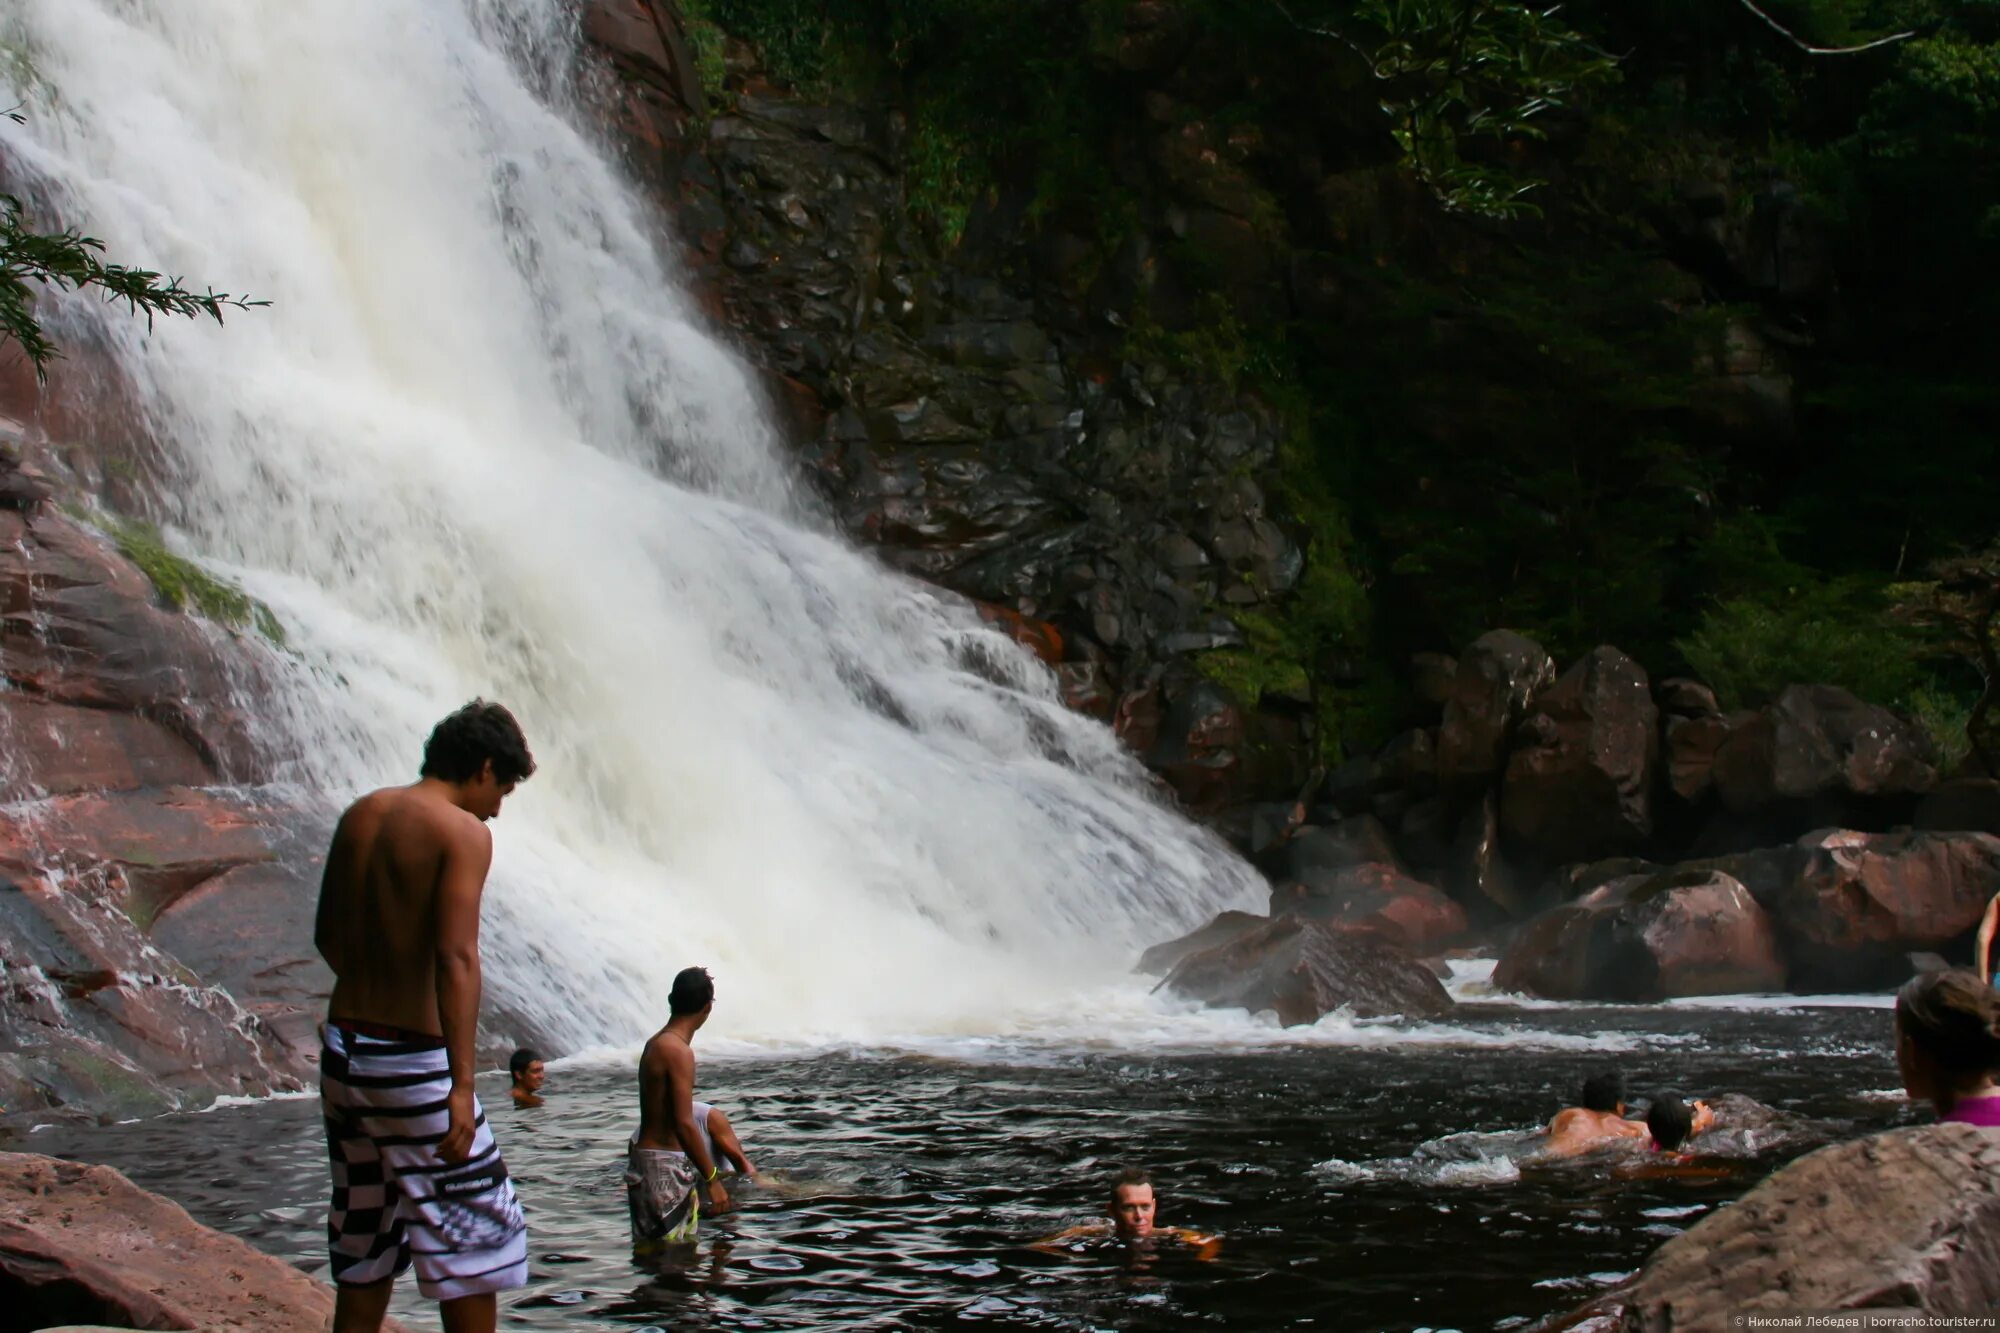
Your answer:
[1713,684,1937,815]
[0,1152,411,1332]
[1663,711,1737,804]
[1268,862,1468,952]
[1494,869,1785,1001]
[1500,646,1658,862]
[1161,916,1453,1023]
[1435,630,1556,790]
[1775,828,2000,989]
[1134,910,1270,977]
[1917,779,2000,836]
[1573,1125,2000,1328]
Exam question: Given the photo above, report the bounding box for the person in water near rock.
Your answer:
[1035,1168,1221,1259]
[629,966,731,1247]
[314,700,536,1333]
[1896,968,2000,1128]
[1544,1070,1650,1156]
[509,1048,545,1108]
[1610,1093,1735,1181]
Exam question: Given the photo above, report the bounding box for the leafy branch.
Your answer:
[0,112,266,380]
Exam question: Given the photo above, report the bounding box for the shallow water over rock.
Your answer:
[34,997,1917,1331]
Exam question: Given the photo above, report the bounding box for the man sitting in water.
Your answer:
[1544,1070,1649,1156]
[509,1048,545,1108]
[628,966,731,1248]
[1035,1168,1220,1259]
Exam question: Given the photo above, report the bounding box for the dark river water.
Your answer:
[33,986,1919,1332]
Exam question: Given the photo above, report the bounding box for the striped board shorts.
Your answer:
[321,1022,529,1301]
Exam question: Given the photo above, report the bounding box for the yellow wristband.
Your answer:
[705,1166,719,1182]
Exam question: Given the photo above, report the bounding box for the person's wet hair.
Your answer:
[420,699,536,786]
[509,1047,542,1081]
[1580,1070,1626,1113]
[670,966,715,1016]
[1109,1166,1151,1201]
[1896,969,2000,1085]
[1646,1093,1695,1151]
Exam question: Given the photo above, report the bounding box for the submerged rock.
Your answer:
[1570,1125,2000,1328]
[1160,915,1453,1023]
[0,1151,411,1332]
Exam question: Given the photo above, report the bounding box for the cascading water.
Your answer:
[0,1,1264,1045]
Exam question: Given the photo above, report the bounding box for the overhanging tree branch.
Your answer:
[1732,0,1915,55]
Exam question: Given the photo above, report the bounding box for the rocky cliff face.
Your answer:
[583,0,1319,822]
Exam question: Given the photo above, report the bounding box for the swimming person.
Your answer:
[1035,1168,1220,1259]
[509,1049,546,1108]
[1544,1070,1649,1155]
[628,966,731,1247]
[1896,968,2000,1127]
[314,701,536,1333]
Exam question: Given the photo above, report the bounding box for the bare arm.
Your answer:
[1978,894,2000,985]
[664,1039,729,1214]
[313,809,358,975]
[707,1106,755,1176]
[434,817,493,1163]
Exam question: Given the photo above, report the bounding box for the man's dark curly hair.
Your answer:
[420,700,536,786]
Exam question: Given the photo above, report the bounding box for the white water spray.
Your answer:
[0,1,1263,1044]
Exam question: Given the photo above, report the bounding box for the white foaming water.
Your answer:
[0,2,1266,1045]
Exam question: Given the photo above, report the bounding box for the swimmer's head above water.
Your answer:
[1107,1167,1157,1240]
[1645,1093,1694,1151]
[509,1048,545,1098]
[1580,1070,1627,1115]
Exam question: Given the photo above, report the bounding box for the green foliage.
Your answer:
[676,0,730,98]
[1674,577,1926,710]
[0,112,265,380]
[102,515,286,644]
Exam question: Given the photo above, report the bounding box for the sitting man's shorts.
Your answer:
[626,1143,701,1246]
[321,1022,529,1301]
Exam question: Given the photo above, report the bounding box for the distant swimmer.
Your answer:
[1896,968,2000,1128]
[629,966,731,1248]
[509,1048,546,1108]
[314,700,537,1333]
[1035,1169,1221,1260]
[1544,1070,1649,1156]
[1610,1093,1735,1181]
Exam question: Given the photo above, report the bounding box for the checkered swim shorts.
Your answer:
[321,1022,528,1301]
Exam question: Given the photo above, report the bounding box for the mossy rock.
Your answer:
[98,515,287,646]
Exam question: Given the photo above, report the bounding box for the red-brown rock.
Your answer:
[1713,684,1937,814]
[1494,869,1785,1001]
[1436,630,1555,790]
[973,600,1064,665]
[1570,1126,2000,1329]
[0,1152,412,1331]
[1500,645,1658,861]
[1135,909,1270,976]
[1665,711,1736,803]
[1776,828,2000,989]
[1268,861,1468,951]
[1161,915,1454,1023]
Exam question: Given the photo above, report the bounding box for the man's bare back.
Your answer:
[316,782,493,1036]
[1544,1107,1648,1156]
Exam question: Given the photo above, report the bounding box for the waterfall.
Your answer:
[0,0,1263,1044]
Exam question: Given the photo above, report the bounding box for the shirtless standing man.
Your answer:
[315,701,537,1333]
[628,966,731,1248]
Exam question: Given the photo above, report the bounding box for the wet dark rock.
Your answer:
[1500,646,1658,863]
[1916,779,2000,836]
[1664,711,1736,804]
[1573,1126,2000,1328]
[1161,915,1454,1023]
[1775,828,2000,990]
[1655,676,1721,719]
[1268,862,1468,952]
[1713,684,1937,814]
[1494,868,1785,1001]
[1436,630,1556,790]
[1134,909,1270,977]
